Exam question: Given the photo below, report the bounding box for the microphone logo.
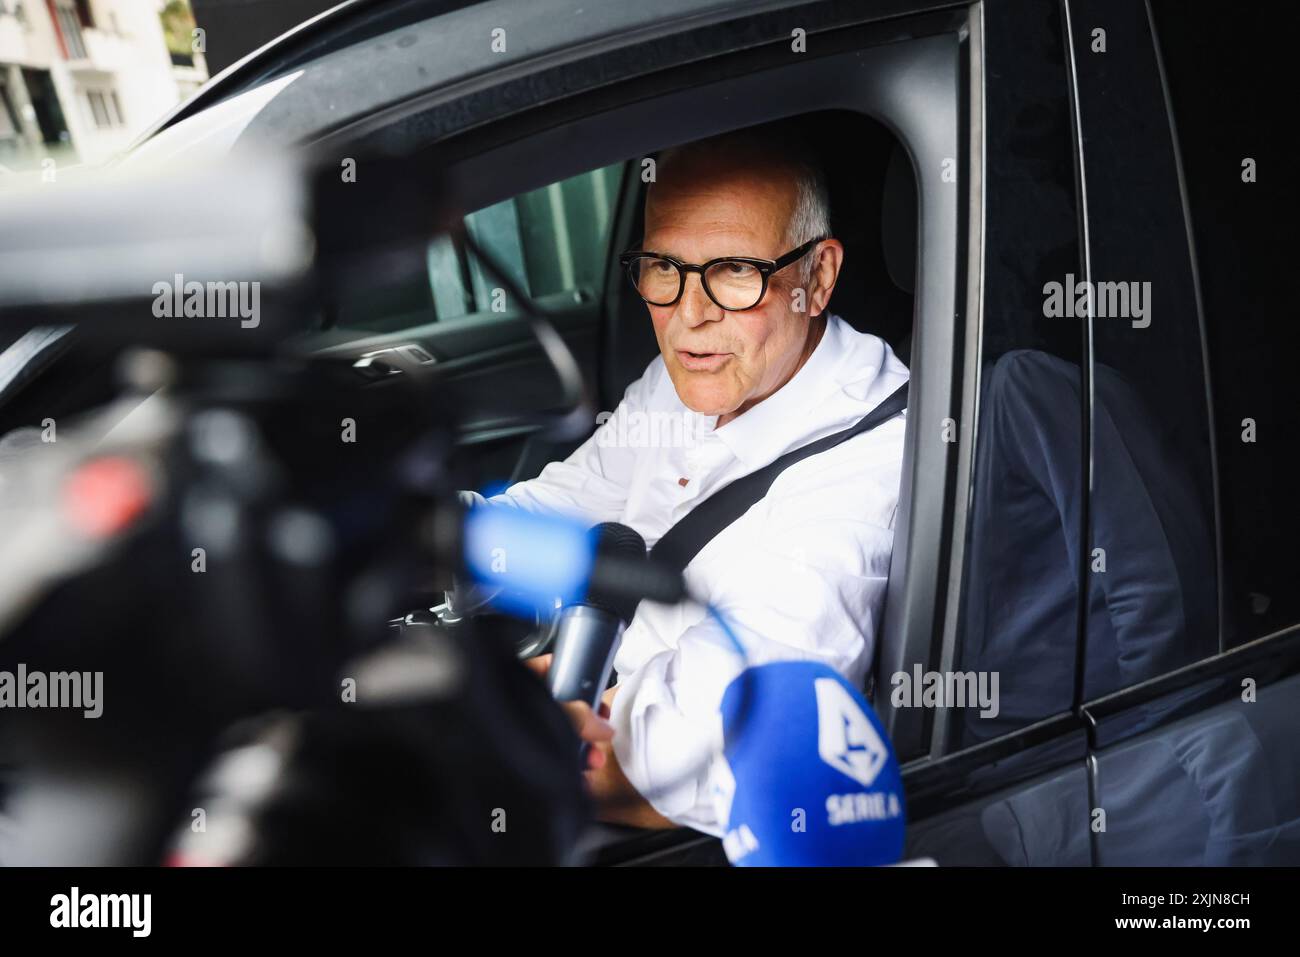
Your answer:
[814,678,888,788]
[716,662,905,864]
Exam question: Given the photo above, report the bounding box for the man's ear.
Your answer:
[807,239,845,317]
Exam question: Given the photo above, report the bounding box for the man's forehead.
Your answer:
[643,178,792,255]
[648,164,795,215]
[640,228,780,260]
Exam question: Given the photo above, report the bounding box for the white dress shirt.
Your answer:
[468,313,909,835]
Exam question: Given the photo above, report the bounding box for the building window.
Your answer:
[83,88,122,129]
[161,1,199,68]
[85,90,106,127]
[55,0,88,59]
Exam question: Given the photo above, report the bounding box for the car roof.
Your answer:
[135,0,832,150]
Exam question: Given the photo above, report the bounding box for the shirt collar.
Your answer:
[710,312,855,469]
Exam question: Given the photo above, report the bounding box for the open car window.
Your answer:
[334,163,623,334]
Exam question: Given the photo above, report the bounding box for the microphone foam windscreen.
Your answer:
[712,660,906,867]
[589,522,647,562]
[585,522,647,621]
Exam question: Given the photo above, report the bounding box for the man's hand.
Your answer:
[523,653,614,771]
[525,654,675,829]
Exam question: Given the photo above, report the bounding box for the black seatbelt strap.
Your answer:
[648,380,909,577]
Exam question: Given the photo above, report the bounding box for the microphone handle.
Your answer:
[547,604,625,710]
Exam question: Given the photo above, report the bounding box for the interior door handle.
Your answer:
[352,353,403,378]
[352,344,437,379]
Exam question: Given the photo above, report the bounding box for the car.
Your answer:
[1,0,1296,866]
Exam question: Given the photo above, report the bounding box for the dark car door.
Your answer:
[1069,0,1300,865]
[905,0,1300,867]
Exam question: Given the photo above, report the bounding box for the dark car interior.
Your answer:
[303,109,918,508]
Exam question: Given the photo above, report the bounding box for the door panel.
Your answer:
[907,762,1091,866]
[903,720,1091,865]
[1092,666,1300,865]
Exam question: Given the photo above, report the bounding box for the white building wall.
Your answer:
[0,2,65,68]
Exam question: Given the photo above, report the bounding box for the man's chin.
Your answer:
[676,391,739,419]
[663,365,742,419]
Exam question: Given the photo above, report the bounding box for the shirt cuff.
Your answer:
[609,652,729,837]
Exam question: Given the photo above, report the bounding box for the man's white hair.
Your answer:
[785,158,832,286]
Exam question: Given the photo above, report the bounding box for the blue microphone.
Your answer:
[712,661,905,866]
[461,505,595,617]
[461,505,685,619]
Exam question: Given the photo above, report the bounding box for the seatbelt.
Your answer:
[648,380,909,577]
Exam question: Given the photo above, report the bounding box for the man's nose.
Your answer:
[676,271,722,328]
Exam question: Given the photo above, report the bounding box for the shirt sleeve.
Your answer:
[609,507,896,835]
[461,359,663,525]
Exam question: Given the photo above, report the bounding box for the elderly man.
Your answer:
[465,125,909,834]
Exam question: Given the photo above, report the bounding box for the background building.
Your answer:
[0,0,208,173]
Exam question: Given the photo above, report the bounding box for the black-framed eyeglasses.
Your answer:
[618,237,826,312]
